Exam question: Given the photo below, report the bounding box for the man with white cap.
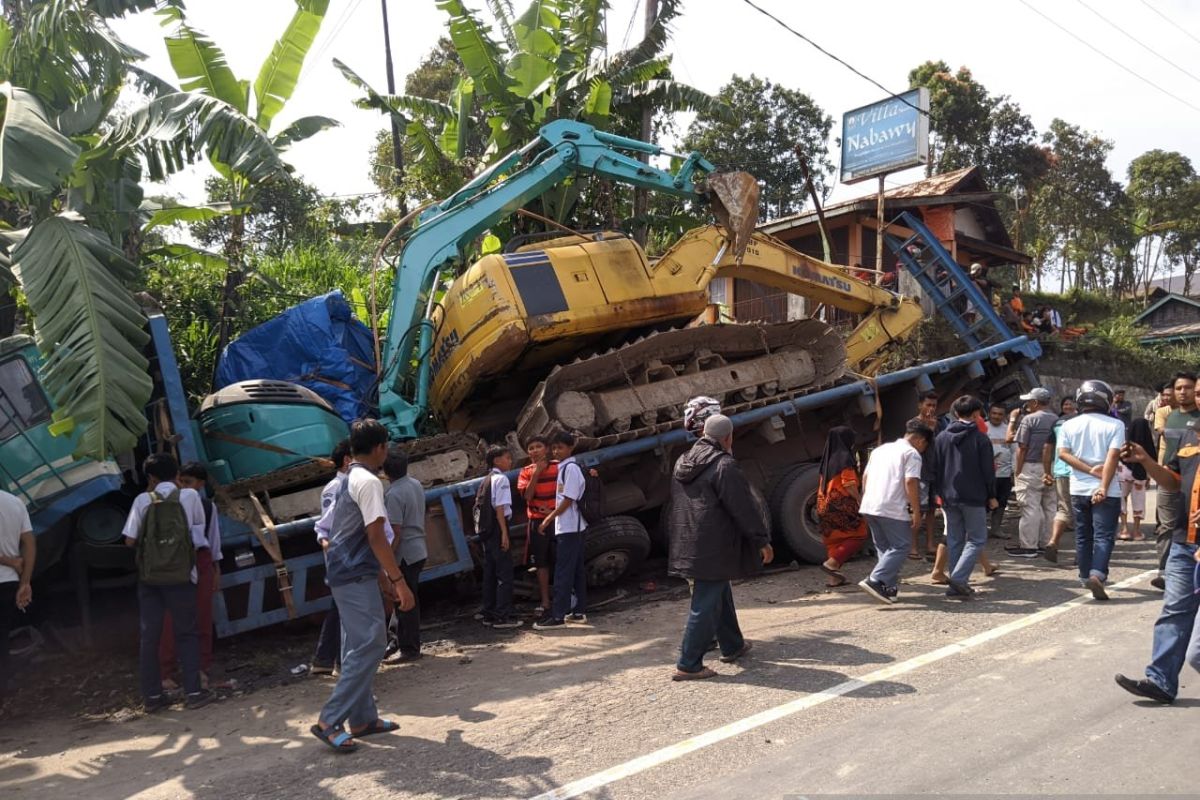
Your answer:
[667,414,772,680]
[1010,387,1058,557]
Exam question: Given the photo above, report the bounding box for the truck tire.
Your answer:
[584,515,652,587]
[768,463,824,564]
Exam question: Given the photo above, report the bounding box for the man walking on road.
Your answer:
[934,397,998,598]
[1057,381,1125,601]
[311,419,414,753]
[1011,388,1058,557]
[859,419,934,604]
[1114,431,1200,704]
[986,402,1015,539]
[668,414,772,680]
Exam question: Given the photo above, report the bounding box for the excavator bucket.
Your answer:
[706,172,760,264]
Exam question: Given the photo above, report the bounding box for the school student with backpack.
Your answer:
[474,446,522,629]
[534,431,592,631]
[121,454,213,711]
[157,462,223,691]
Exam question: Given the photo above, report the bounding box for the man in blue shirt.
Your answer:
[1057,381,1125,600]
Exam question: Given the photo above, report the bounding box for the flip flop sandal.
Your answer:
[311,724,358,753]
[827,576,849,587]
[672,667,718,681]
[819,564,843,578]
[352,719,400,737]
[907,552,923,561]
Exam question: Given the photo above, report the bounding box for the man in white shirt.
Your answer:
[312,439,351,674]
[121,454,211,711]
[313,420,413,753]
[0,489,35,701]
[858,419,934,604]
[986,402,1016,539]
[477,445,522,629]
[535,431,590,630]
[1057,380,1126,600]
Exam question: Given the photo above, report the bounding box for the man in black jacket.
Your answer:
[935,396,997,598]
[668,414,773,681]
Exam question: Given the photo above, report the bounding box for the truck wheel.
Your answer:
[584,516,652,587]
[768,464,824,564]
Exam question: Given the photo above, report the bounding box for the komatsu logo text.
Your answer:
[792,263,852,293]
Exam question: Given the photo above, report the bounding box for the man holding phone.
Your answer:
[1114,422,1200,704]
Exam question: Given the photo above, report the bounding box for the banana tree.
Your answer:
[0,1,308,459]
[156,0,339,378]
[340,0,729,207]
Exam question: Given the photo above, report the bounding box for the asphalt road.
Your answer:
[3,500,1196,800]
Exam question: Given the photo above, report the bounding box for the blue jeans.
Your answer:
[320,576,385,729]
[552,531,588,621]
[1144,542,1200,698]
[677,579,745,673]
[944,504,988,585]
[865,514,913,591]
[1071,495,1120,583]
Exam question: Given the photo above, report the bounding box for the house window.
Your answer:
[0,357,52,442]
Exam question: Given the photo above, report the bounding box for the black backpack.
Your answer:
[570,462,605,525]
[473,474,497,539]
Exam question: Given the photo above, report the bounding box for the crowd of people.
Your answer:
[2,372,1199,749]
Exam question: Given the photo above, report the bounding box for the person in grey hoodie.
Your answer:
[668,414,773,681]
[933,395,998,598]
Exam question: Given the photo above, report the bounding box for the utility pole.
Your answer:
[632,0,658,245]
[381,0,406,215]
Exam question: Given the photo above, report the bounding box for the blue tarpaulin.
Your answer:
[215,291,377,424]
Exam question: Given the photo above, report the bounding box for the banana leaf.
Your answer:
[253,0,329,132]
[12,216,152,459]
[0,82,81,193]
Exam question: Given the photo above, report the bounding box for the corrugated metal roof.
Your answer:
[883,166,979,199]
[1138,320,1200,342]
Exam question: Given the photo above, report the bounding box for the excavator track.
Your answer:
[516,320,846,449]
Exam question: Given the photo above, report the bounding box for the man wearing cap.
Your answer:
[1011,388,1058,557]
[667,414,773,681]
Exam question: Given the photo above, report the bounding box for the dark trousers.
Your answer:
[677,579,745,673]
[481,538,514,619]
[1156,490,1180,572]
[0,582,17,696]
[138,581,202,700]
[391,558,425,656]
[160,548,215,676]
[551,530,588,621]
[314,600,341,668]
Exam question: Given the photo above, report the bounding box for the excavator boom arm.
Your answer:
[378,120,718,439]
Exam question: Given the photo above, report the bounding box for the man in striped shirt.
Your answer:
[518,435,557,615]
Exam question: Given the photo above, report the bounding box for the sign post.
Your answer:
[839,88,930,283]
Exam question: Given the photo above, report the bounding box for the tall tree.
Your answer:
[682,74,832,222]
[156,0,340,381]
[908,60,993,176]
[1127,149,1196,296]
[0,0,289,457]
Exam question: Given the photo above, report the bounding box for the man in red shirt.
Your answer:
[518,435,557,615]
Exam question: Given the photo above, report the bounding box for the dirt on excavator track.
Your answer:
[515,319,846,449]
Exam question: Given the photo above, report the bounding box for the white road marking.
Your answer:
[531,569,1157,800]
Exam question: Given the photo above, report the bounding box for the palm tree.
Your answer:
[337,0,728,205]
[155,0,339,375]
[0,0,321,458]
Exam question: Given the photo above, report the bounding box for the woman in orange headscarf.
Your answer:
[817,426,868,587]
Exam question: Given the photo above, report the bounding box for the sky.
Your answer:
[110,0,1200,212]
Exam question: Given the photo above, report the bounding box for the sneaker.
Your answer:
[1086,575,1109,601]
[1042,544,1058,564]
[1150,575,1166,590]
[184,689,214,710]
[1114,673,1173,704]
[946,580,973,599]
[1004,547,1039,558]
[473,610,487,621]
[858,578,895,605]
[478,613,498,627]
[491,617,524,629]
[533,605,547,616]
[532,617,566,631]
[144,695,170,714]
[565,613,588,624]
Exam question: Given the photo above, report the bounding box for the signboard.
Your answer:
[839,88,929,184]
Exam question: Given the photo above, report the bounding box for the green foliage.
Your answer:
[683,74,832,222]
[144,241,383,403]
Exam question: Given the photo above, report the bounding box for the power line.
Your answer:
[301,0,367,86]
[1075,0,1200,87]
[1017,0,1200,115]
[620,0,640,49]
[1138,0,1200,48]
[736,0,928,118]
